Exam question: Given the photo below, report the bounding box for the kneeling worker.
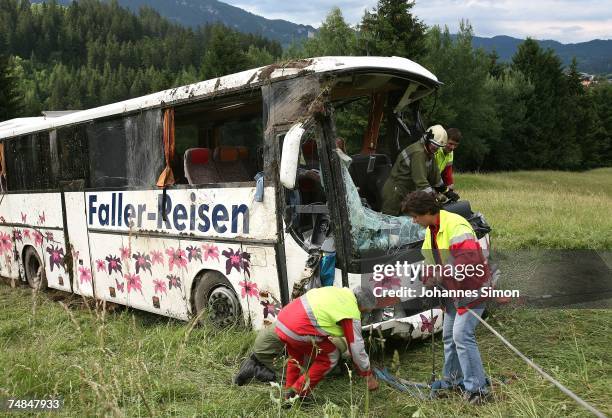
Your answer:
[275,286,379,398]
[382,125,452,216]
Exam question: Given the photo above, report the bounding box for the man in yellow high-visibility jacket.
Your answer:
[401,190,492,404]
[275,286,379,398]
[434,128,461,201]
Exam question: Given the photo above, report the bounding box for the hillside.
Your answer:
[472,35,612,74]
[32,0,315,46]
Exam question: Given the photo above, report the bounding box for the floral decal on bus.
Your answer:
[24,230,31,240]
[96,259,106,272]
[186,246,202,262]
[150,250,164,265]
[46,245,65,271]
[0,233,12,254]
[202,244,220,262]
[124,273,143,294]
[13,229,23,243]
[239,280,259,298]
[167,274,182,290]
[106,255,122,274]
[33,231,43,246]
[20,212,27,223]
[38,212,46,224]
[222,248,251,277]
[132,252,152,274]
[166,248,187,271]
[153,279,168,295]
[79,266,92,284]
[120,246,131,260]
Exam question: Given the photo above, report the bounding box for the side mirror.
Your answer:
[279,122,306,189]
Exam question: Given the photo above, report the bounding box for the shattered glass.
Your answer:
[338,150,424,253]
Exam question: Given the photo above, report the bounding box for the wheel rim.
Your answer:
[208,286,241,327]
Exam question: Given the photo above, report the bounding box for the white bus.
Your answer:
[0,56,492,339]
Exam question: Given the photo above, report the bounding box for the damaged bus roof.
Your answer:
[0,56,439,140]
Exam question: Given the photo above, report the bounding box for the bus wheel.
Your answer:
[24,247,47,290]
[194,271,242,328]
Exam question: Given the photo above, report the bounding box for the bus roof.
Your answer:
[0,56,439,140]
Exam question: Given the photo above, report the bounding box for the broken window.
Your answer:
[88,109,163,189]
[4,132,55,191]
[174,94,264,185]
[282,124,330,248]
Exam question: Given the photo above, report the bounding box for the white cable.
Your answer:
[467,308,607,418]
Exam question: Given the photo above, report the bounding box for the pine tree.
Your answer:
[0,53,22,121]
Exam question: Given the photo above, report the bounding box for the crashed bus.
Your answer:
[0,56,492,339]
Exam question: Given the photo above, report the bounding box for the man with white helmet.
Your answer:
[381,125,450,216]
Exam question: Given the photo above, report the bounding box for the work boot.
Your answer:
[252,357,276,383]
[234,356,258,386]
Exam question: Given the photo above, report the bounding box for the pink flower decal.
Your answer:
[132,252,152,274]
[261,300,279,318]
[186,245,202,262]
[120,246,131,260]
[153,279,167,295]
[0,232,12,254]
[124,273,142,294]
[32,231,43,246]
[21,212,27,223]
[45,232,54,242]
[222,248,251,277]
[12,229,23,243]
[115,278,125,293]
[78,266,92,284]
[24,230,31,240]
[202,244,220,262]
[38,212,46,224]
[239,280,259,299]
[150,250,164,266]
[420,313,438,333]
[166,248,187,271]
[167,274,182,290]
[96,259,106,272]
[106,255,122,274]
[46,245,65,272]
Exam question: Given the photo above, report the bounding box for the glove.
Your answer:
[435,192,449,204]
[366,374,379,391]
[444,189,460,202]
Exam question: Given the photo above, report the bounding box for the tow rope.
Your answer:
[466,308,607,418]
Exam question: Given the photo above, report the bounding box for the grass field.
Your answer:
[1,168,611,417]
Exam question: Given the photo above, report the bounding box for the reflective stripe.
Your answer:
[349,319,370,373]
[449,233,475,246]
[401,149,411,167]
[276,320,323,343]
[423,186,433,193]
[300,296,329,336]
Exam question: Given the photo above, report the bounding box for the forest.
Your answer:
[1,0,611,171]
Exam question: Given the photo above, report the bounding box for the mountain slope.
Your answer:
[32,0,315,46]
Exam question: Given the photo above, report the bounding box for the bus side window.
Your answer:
[54,125,89,191]
[4,132,55,191]
[173,96,264,186]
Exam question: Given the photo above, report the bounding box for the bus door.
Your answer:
[64,191,95,297]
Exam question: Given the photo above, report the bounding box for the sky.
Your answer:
[224,0,612,43]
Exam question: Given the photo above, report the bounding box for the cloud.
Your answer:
[223,0,612,42]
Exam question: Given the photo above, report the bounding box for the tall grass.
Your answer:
[0,169,611,416]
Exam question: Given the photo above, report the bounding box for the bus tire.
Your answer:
[193,271,242,328]
[24,246,47,291]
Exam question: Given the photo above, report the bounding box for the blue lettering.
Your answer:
[99,203,110,226]
[157,193,172,229]
[231,204,249,233]
[197,204,210,232]
[212,205,228,233]
[189,192,196,231]
[173,204,188,231]
[124,204,136,228]
[88,195,97,225]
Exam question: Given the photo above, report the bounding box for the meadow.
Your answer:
[0,168,611,417]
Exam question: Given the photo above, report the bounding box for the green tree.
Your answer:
[421,22,499,170]
[358,0,427,59]
[302,7,357,57]
[200,24,249,79]
[0,54,22,121]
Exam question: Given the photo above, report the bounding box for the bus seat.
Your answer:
[213,146,252,182]
[348,154,392,211]
[184,148,220,185]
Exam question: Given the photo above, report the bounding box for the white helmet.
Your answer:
[423,125,448,148]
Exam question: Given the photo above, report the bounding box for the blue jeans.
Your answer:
[441,302,489,394]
